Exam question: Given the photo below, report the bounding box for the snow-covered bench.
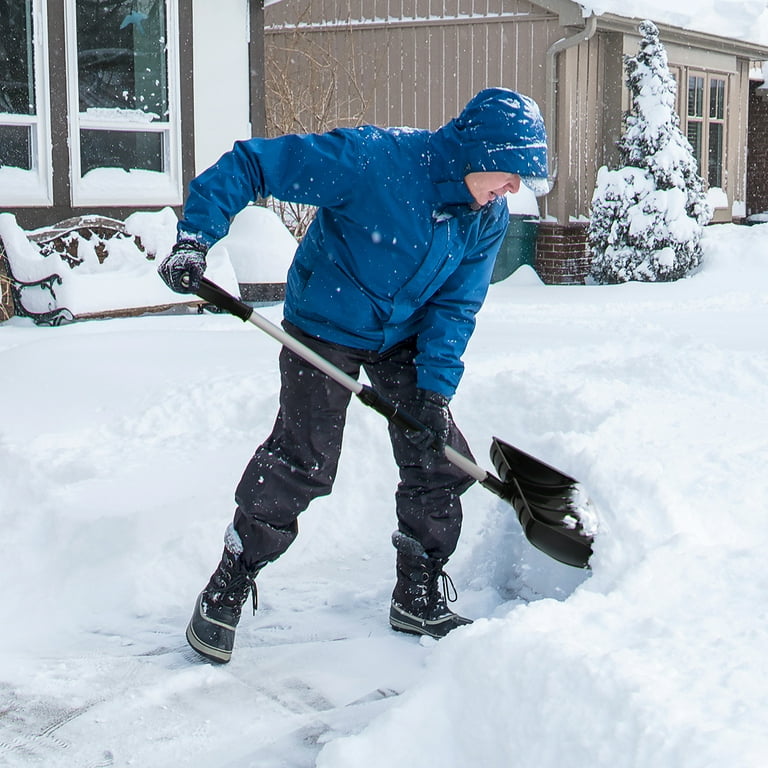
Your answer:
[0,210,240,324]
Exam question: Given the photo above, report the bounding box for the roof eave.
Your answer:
[594,12,768,60]
[532,2,768,60]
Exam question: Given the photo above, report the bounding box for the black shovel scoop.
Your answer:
[195,277,597,568]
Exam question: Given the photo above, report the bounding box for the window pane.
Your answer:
[708,122,723,187]
[687,122,702,167]
[0,0,35,115]
[0,124,32,169]
[76,0,168,119]
[688,76,704,118]
[80,129,164,174]
[710,79,725,120]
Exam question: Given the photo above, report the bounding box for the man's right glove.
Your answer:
[158,239,208,294]
[405,389,452,452]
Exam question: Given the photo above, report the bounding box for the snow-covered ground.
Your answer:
[1,219,768,767]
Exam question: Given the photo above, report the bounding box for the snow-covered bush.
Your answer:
[589,20,713,283]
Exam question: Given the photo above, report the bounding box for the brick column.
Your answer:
[747,81,768,218]
[534,221,592,285]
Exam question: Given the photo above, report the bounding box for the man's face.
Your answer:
[464,172,521,207]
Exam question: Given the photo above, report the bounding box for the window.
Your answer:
[1,0,183,210]
[65,0,182,206]
[708,78,725,188]
[686,71,727,189]
[686,75,704,167]
[0,0,52,205]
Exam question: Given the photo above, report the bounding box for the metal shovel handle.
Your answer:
[195,278,499,489]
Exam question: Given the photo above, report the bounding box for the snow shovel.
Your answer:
[195,277,597,569]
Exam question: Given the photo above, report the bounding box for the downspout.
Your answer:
[545,13,598,191]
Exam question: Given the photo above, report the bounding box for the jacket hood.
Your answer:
[429,88,548,187]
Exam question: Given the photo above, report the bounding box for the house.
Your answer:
[2,0,767,322]
[0,0,267,321]
[263,0,768,283]
[0,0,266,231]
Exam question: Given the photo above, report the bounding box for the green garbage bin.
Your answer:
[491,215,539,283]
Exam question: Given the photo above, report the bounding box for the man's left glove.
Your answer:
[158,239,208,294]
[405,389,451,452]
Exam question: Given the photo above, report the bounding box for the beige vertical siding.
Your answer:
[545,33,627,223]
[264,0,759,224]
[265,0,562,132]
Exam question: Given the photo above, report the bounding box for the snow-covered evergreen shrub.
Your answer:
[589,21,713,284]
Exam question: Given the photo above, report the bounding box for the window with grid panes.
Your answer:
[686,71,727,188]
[0,0,52,204]
[67,0,182,205]
[0,0,183,208]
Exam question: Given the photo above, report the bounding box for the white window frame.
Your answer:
[0,0,53,207]
[683,69,728,191]
[64,0,183,207]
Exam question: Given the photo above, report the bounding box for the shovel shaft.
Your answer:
[196,278,496,487]
[444,445,492,484]
[248,308,365,396]
[197,278,364,394]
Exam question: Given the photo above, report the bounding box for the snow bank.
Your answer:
[317,223,768,767]
[208,205,297,283]
[1,221,768,767]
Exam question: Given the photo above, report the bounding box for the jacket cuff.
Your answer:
[416,370,456,400]
[176,229,216,249]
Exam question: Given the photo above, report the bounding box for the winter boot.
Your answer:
[186,541,259,664]
[389,531,472,638]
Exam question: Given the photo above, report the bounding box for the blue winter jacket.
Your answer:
[179,88,548,397]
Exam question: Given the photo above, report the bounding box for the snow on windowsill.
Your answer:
[82,107,162,124]
[706,187,729,210]
[0,166,51,206]
[75,167,181,207]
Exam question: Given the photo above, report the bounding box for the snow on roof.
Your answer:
[576,0,768,47]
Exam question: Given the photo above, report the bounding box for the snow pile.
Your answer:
[208,205,297,283]
[1,216,768,766]
[317,221,768,768]
[589,21,711,283]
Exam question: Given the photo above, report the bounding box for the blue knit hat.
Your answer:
[435,88,549,193]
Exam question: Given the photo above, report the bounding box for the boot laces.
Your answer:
[423,559,458,607]
[440,569,459,604]
[209,553,259,615]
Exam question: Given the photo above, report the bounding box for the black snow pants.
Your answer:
[232,321,475,570]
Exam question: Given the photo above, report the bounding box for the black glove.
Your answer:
[158,239,208,294]
[405,389,451,452]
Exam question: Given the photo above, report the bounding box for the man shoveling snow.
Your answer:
[158,88,549,663]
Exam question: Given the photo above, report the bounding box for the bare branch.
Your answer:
[264,5,367,239]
